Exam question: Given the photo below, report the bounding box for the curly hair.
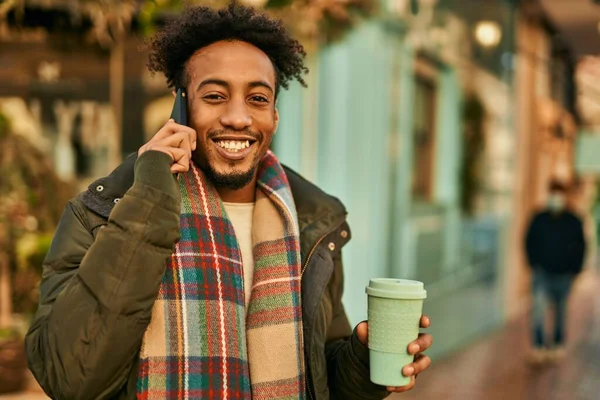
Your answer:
[147,4,308,96]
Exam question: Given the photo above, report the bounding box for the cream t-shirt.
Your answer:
[223,202,255,312]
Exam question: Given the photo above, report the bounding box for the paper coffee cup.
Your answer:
[365,278,427,387]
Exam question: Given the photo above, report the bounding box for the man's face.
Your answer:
[185,40,279,190]
[548,189,567,212]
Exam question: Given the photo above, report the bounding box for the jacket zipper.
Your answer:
[302,233,328,400]
[301,223,344,400]
[301,232,330,276]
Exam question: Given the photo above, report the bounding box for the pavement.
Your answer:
[392,270,600,400]
[3,272,599,400]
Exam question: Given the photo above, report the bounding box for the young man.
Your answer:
[525,180,586,365]
[25,5,432,399]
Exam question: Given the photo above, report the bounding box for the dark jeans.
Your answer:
[531,270,574,348]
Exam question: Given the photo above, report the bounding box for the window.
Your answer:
[411,66,438,201]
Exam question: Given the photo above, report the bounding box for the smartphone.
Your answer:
[170,88,188,177]
[170,88,188,126]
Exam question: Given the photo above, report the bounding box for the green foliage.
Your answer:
[0,110,74,317]
[0,328,17,342]
[266,0,295,8]
[0,113,9,139]
[136,0,374,46]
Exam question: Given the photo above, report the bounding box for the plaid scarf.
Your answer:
[137,151,305,399]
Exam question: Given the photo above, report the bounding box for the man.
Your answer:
[25,5,432,399]
[525,179,586,365]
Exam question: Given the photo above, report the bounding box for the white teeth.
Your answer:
[216,140,251,152]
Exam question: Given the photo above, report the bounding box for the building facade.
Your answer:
[273,0,518,357]
[1,0,587,360]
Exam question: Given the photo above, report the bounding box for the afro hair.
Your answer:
[147,4,308,96]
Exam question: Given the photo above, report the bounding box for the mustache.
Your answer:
[207,129,263,142]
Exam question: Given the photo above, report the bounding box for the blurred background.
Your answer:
[1,0,600,398]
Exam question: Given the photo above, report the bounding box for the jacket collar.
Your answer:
[81,153,350,263]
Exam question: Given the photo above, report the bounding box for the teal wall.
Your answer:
[316,22,396,323]
[433,68,462,207]
[274,21,468,326]
[389,44,416,281]
[274,18,508,359]
[273,81,304,172]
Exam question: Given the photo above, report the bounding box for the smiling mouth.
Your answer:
[212,139,254,153]
[210,137,258,160]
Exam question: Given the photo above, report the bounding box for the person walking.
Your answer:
[525,180,586,364]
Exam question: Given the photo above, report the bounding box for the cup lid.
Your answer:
[365,278,427,300]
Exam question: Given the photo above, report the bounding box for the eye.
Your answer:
[250,95,269,103]
[203,94,225,101]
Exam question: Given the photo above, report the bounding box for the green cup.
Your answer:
[365,278,427,387]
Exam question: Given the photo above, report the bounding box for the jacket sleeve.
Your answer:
[525,214,541,269]
[572,216,586,274]
[25,151,181,400]
[324,254,390,400]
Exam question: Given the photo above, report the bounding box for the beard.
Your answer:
[203,162,257,190]
[200,128,265,190]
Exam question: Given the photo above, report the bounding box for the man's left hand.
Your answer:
[356,315,433,393]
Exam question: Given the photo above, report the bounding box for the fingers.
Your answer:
[408,333,433,355]
[145,146,190,173]
[170,149,191,173]
[139,120,197,160]
[420,315,431,328]
[356,321,368,346]
[147,131,194,154]
[387,376,415,393]
[402,353,431,377]
[165,131,194,155]
[153,119,197,144]
[386,353,432,393]
[139,130,195,173]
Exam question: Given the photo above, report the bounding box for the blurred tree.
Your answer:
[0,0,19,19]
[5,0,373,47]
[0,111,74,331]
[137,0,374,47]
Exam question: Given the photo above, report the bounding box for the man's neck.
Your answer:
[549,208,568,216]
[216,176,258,203]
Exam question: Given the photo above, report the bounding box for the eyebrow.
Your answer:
[197,79,274,94]
[197,79,229,92]
[248,80,274,94]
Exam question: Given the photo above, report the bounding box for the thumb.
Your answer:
[356,321,368,346]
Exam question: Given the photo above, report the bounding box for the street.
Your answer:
[4,272,599,400]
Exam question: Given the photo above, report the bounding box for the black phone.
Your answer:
[170,88,188,126]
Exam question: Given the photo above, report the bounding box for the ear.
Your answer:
[273,108,279,135]
[172,90,177,98]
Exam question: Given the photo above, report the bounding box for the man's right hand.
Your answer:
[138,119,197,173]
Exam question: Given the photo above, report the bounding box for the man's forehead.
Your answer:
[187,40,276,85]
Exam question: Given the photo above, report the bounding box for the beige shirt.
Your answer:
[223,202,255,312]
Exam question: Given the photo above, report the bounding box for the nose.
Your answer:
[219,99,252,130]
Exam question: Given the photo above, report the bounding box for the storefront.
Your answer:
[273,0,518,357]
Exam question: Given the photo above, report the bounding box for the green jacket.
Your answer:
[25,151,389,400]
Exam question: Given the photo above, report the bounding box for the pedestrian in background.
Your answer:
[525,179,586,365]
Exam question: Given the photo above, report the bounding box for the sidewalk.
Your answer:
[392,270,600,400]
[4,272,599,400]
